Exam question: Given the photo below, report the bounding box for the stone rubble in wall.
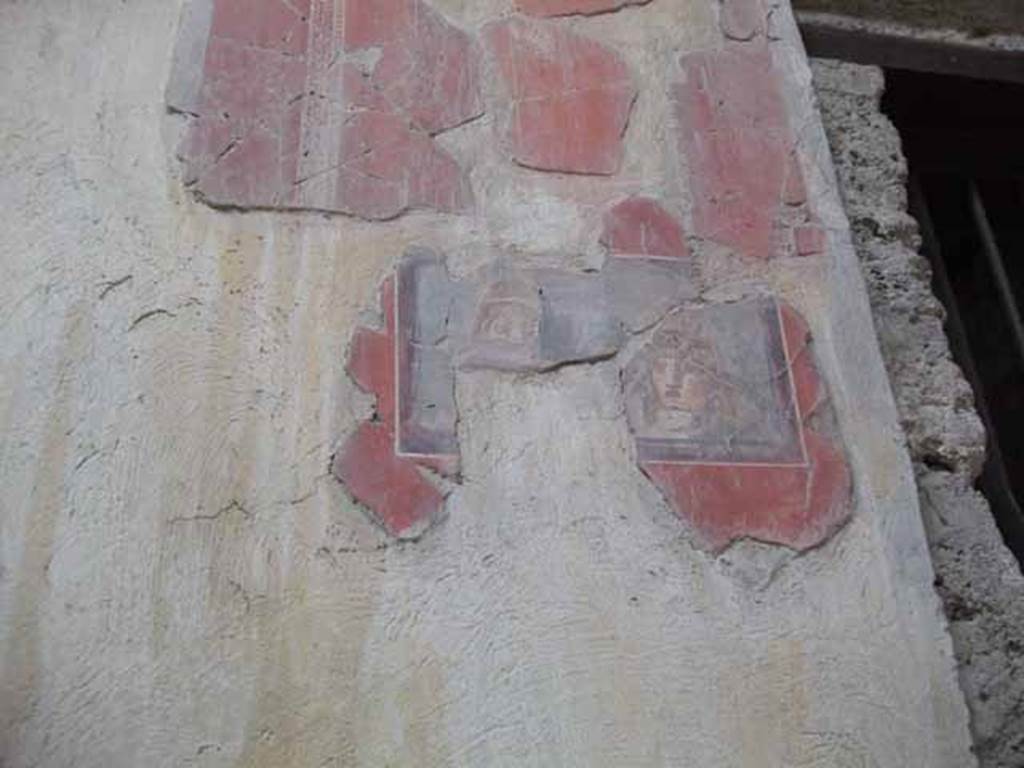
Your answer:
[812,57,1024,768]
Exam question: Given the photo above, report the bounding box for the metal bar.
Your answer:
[912,176,1024,555]
[910,176,980,399]
[968,180,1024,364]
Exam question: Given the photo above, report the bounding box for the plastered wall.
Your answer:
[0,1,976,766]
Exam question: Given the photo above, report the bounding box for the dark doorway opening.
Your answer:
[879,68,1024,564]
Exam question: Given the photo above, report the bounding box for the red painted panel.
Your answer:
[334,423,446,538]
[674,42,805,259]
[601,197,690,259]
[486,17,636,175]
[176,0,480,219]
[336,269,459,538]
[626,299,851,551]
[643,429,849,551]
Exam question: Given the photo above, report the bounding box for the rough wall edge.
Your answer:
[772,3,978,761]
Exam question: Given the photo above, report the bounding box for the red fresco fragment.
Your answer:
[635,301,851,551]
[779,303,822,417]
[333,111,472,220]
[342,0,483,134]
[200,38,307,121]
[347,327,394,425]
[334,422,446,538]
[176,0,481,219]
[643,429,849,551]
[485,17,636,175]
[516,0,651,16]
[334,276,458,537]
[601,197,690,259]
[674,41,806,259]
[347,278,399,427]
[210,0,310,55]
[794,226,828,257]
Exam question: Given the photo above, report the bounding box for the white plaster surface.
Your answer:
[0,1,975,766]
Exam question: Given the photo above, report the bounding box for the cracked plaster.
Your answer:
[0,0,979,765]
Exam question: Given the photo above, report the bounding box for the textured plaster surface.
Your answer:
[812,58,1024,768]
[0,1,975,766]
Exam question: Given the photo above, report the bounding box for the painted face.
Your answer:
[652,354,711,414]
[473,279,541,346]
[475,298,540,344]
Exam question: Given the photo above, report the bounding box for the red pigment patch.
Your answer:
[485,17,636,175]
[601,197,696,332]
[794,226,828,257]
[624,298,851,551]
[673,41,806,259]
[643,431,849,552]
[210,0,310,55]
[333,276,459,538]
[173,0,481,219]
[517,0,651,16]
[341,0,483,134]
[334,422,446,538]
[601,197,690,259]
